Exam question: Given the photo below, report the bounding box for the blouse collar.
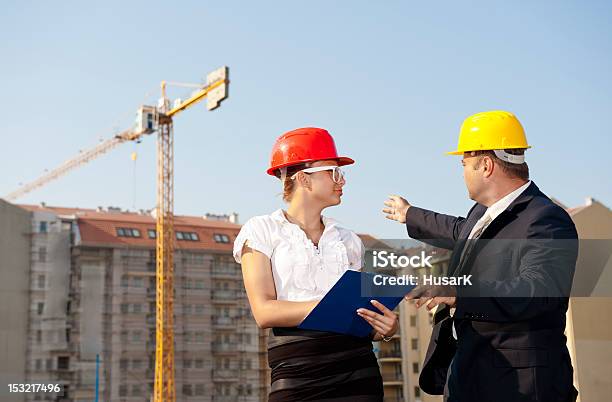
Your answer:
[270,208,341,245]
[270,208,338,228]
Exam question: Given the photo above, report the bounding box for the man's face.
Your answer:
[462,153,485,202]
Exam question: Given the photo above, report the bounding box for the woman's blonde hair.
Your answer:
[274,163,311,202]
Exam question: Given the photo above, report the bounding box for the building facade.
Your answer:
[564,198,612,402]
[0,199,32,402]
[12,204,265,402]
[2,202,450,402]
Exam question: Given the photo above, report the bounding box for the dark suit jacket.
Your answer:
[406,182,579,402]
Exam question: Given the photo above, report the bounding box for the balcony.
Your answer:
[382,396,403,402]
[212,265,241,279]
[53,371,74,382]
[378,349,402,362]
[211,290,241,303]
[211,342,239,353]
[213,368,239,381]
[382,373,403,385]
[212,397,240,402]
[212,316,237,328]
[42,342,71,353]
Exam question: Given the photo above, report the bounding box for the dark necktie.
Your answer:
[454,214,492,276]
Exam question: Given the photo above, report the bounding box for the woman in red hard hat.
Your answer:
[233,127,397,401]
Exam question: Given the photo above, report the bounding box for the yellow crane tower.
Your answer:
[153,67,229,402]
[4,66,230,402]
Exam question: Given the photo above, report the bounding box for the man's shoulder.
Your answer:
[527,188,573,221]
[521,186,577,239]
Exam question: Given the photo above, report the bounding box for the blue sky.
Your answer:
[1,1,610,238]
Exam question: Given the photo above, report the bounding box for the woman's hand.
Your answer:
[356,300,398,339]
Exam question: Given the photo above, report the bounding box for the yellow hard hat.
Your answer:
[447,111,531,156]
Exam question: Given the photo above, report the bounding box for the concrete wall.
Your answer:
[0,200,31,402]
[567,199,612,402]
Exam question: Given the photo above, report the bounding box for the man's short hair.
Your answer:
[473,149,529,180]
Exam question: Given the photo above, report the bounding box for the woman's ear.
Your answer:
[295,172,312,191]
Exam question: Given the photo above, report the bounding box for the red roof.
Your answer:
[19,204,240,251]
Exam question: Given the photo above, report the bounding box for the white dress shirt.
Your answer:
[452,180,531,338]
[233,209,365,302]
[467,180,532,240]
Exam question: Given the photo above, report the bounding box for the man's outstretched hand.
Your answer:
[405,284,457,310]
[383,195,411,223]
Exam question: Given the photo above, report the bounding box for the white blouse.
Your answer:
[233,209,365,302]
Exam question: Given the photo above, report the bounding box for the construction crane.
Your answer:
[4,129,148,202]
[4,68,228,203]
[153,67,229,402]
[4,66,230,402]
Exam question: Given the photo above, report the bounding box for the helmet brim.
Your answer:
[336,156,355,166]
[446,145,532,156]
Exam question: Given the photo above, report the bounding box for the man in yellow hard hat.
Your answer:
[383,111,579,402]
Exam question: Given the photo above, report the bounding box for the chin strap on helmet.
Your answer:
[493,149,525,164]
[276,167,288,197]
[279,167,288,183]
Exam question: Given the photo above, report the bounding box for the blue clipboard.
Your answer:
[298,270,416,337]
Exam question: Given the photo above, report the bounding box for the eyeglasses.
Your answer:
[290,166,345,183]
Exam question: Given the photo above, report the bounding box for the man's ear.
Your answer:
[483,156,495,178]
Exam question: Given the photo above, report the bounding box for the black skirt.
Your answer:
[267,327,384,402]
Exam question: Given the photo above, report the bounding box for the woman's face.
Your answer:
[302,160,346,207]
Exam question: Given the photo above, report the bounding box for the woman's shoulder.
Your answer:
[233,210,284,262]
[241,209,284,232]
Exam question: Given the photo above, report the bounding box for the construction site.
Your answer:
[2,196,611,402]
[2,3,612,402]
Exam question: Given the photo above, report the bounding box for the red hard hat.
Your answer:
[267,127,354,176]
